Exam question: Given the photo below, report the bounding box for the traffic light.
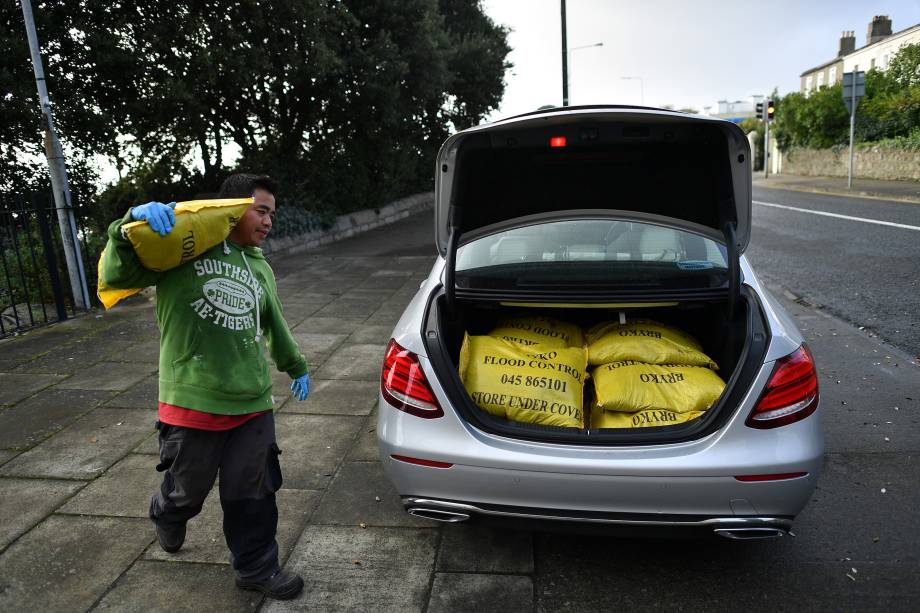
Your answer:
[767,99,776,121]
[755,102,764,120]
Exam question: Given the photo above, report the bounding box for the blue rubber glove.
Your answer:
[291,374,310,401]
[131,201,176,236]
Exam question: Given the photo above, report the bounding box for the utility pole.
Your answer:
[20,0,90,311]
[561,0,569,106]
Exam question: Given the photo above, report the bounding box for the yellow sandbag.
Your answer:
[488,314,584,349]
[586,319,718,369]
[592,360,725,414]
[96,246,142,309]
[459,334,587,428]
[121,198,252,272]
[590,402,705,429]
[96,198,252,309]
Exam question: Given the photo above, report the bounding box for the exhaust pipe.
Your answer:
[406,507,470,523]
[713,527,788,540]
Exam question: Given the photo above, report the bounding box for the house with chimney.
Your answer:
[800,15,920,95]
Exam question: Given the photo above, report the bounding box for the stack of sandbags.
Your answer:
[586,319,725,429]
[459,315,588,428]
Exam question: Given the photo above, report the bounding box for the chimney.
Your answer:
[867,15,892,45]
[838,31,855,56]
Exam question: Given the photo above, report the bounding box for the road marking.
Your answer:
[753,200,920,232]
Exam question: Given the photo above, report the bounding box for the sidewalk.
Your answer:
[0,214,476,612]
[753,174,920,204]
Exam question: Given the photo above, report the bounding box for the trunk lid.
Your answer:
[435,106,752,256]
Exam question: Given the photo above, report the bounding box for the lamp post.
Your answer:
[621,76,644,105]
[567,42,604,105]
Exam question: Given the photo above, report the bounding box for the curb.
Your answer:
[261,192,434,257]
[753,181,920,205]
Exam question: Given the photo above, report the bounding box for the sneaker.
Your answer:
[236,569,304,600]
[155,522,186,553]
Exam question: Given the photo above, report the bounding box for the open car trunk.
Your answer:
[423,288,769,446]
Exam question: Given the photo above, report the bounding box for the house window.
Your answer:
[817,72,824,88]
[829,66,837,84]
[871,58,876,69]
[805,76,813,94]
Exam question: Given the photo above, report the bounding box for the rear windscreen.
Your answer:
[455,219,728,290]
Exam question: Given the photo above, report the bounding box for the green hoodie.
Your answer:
[101,210,308,415]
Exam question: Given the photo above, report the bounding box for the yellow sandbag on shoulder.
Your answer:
[121,198,253,272]
[488,314,584,349]
[592,361,725,414]
[459,334,587,428]
[96,245,143,309]
[586,319,718,369]
[590,402,705,429]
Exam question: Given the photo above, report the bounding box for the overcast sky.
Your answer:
[481,0,920,119]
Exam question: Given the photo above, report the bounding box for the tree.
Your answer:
[3,0,512,223]
[887,42,920,88]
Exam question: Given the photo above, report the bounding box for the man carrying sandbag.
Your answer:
[100,173,310,600]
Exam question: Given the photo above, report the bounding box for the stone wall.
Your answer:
[779,145,920,181]
[261,191,433,256]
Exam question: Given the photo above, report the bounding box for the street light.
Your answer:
[621,76,644,105]
[567,42,604,105]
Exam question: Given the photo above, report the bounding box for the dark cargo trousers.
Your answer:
[149,412,283,581]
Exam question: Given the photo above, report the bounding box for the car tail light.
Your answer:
[381,339,443,418]
[549,136,567,147]
[746,344,819,429]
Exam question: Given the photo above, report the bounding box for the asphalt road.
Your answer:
[748,186,920,359]
[324,195,919,612]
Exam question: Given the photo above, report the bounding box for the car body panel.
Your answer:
[434,107,753,255]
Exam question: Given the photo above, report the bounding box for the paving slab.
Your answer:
[59,452,161,517]
[144,488,320,565]
[0,327,82,363]
[263,526,438,613]
[124,338,160,364]
[274,414,364,490]
[0,408,153,479]
[291,332,349,360]
[0,388,114,450]
[92,560,259,612]
[106,374,159,409]
[0,514,152,612]
[347,323,395,345]
[0,450,15,468]
[284,379,378,416]
[133,431,159,455]
[438,525,534,574]
[312,343,387,381]
[347,414,381,461]
[11,338,138,374]
[310,461,434,528]
[0,372,65,405]
[363,309,404,327]
[0,477,85,551]
[314,302,381,321]
[56,361,156,391]
[428,573,534,613]
[292,316,366,335]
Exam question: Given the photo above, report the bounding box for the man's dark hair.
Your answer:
[218,173,278,198]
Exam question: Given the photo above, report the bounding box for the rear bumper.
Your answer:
[381,449,820,519]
